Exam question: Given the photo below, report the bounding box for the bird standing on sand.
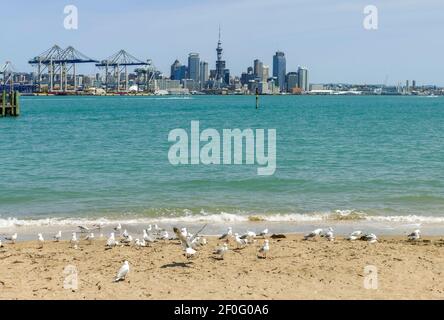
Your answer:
[143,229,155,244]
[122,229,129,239]
[214,243,229,260]
[37,233,44,248]
[53,231,62,242]
[361,233,378,244]
[219,227,233,240]
[114,223,122,233]
[185,247,197,259]
[325,229,335,242]
[106,232,118,248]
[70,232,79,249]
[407,229,421,241]
[258,228,269,238]
[346,230,363,241]
[258,239,270,258]
[240,231,256,240]
[5,233,17,244]
[114,261,129,282]
[78,226,89,233]
[235,233,248,248]
[160,231,169,240]
[304,228,323,240]
[85,233,95,244]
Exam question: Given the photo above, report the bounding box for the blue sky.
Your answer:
[1,0,443,85]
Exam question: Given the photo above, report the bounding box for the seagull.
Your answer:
[346,230,363,241]
[219,227,233,240]
[154,224,164,234]
[235,233,248,248]
[304,228,323,240]
[320,227,334,237]
[199,237,207,246]
[114,223,122,233]
[114,261,129,282]
[180,227,188,238]
[407,229,421,241]
[106,232,118,248]
[258,239,270,258]
[37,233,44,248]
[134,239,144,248]
[122,229,129,239]
[361,233,378,244]
[214,243,228,260]
[240,231,256,240]
[93,222,105,230]
[78,225,90,233]
[325,229,334,242]
[70,232,79,249]
[160,231,169,240]
[184,247,197,259]
[5,233,17,244]
[143,229,155,244]
[53,231,62,242]
[258,228,269,238]
[84,233,95,244]
[121,235,133,245]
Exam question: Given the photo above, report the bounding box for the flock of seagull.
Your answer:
[0,224,422,282]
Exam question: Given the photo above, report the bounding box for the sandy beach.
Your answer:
[0,234,443,300]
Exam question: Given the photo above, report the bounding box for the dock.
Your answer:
[0,91,20,117]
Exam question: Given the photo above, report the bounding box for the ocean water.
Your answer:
[0,95,444,233]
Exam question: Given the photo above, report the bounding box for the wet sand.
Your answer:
[0,235,443,300]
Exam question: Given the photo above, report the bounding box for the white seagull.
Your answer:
[53,231,62,242]
[37,233,44,248]
[106,232,118,248]
[122,229,129,239]
[185,247,197,259]
[160,231,169,240]
[70,232,79,249]
[5,233,18,244]
[407,229,421,241]
[362,233,378,244]
[219,227,233,240]
[114,223,122,233]
[304,228,323,240]
[143,229,155,244]
[258,228,269,238]
[78,225,90,233]
[114,261,129,282]
[346,230,363,241]
[325,229,335,242]
[214,243,229,260]
[85,232,95,244]
[258,239,270,258]
[240,231,256,240]
[235,233,248,248]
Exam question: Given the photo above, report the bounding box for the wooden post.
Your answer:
[1,90,6,117]
[15,91,20,116]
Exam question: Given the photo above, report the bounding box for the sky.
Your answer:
[1,0,443,86]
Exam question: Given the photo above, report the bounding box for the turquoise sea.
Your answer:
[1,95,444,233]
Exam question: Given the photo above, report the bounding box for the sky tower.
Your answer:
[215,26,226,84]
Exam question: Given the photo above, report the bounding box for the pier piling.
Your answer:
[0,90,20,117]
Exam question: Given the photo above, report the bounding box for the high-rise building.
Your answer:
[200,61,209,88]
[188,53,200,83]
[215,27,227,85]
[254,59,264,80]
[298,67,309,92]
[262,65,270,81]
[273,51,286,92]
[286,72,299,92]
[170,59,181,80]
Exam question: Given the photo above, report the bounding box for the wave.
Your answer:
[1,210,444,228]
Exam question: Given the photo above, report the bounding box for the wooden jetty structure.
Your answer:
[0,91,20,117]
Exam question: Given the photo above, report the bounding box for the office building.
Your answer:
[273,51,286,92]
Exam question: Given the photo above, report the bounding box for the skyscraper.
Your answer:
[200,61,209,89]
[298,67,309,92]
[254,59,264,80]
[262,65,270,81]
[286,72,299,92]
[215,26,226,85]
[188,53,200,83]
[273,51,286,92]
[170,59,181,80]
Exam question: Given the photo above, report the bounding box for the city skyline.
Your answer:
[0,0,443,86]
